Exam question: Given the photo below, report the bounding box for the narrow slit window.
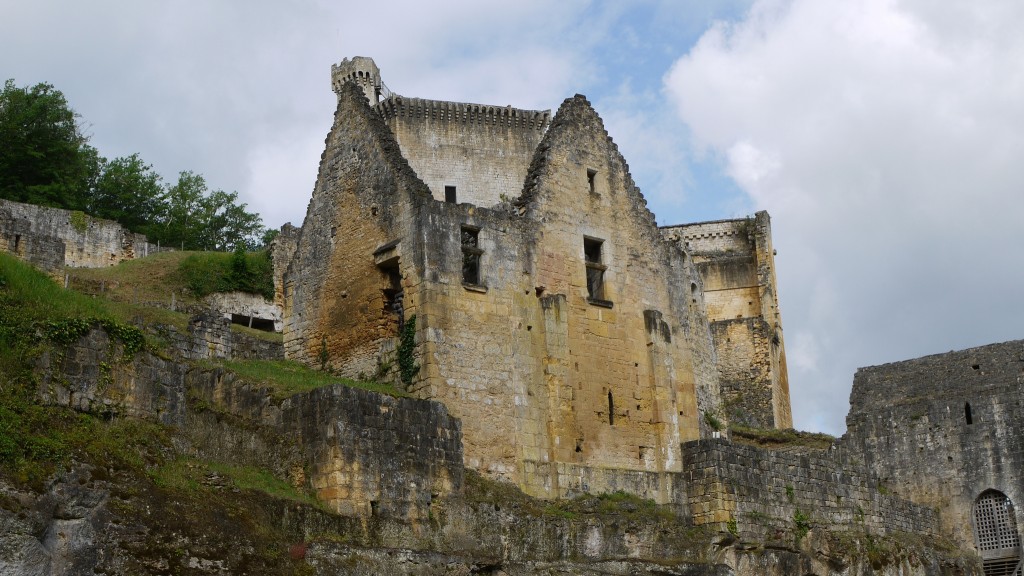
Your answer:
[587,169,597,194]
[461,226,483,286]
[965,402,973,425]
[445,185,457,204]
[608,391,615,425]
[584,237,608,303]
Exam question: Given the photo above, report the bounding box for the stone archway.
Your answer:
[974,490,1022,576]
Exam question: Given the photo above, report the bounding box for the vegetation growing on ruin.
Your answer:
[0,252,152,485]
[178,248,274,300]
[151,457,323,509]
[214,358,410,400]
[729,423,836,450]
[67,248,276,305]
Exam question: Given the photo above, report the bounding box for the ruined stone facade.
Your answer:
[282,57,783,501]
[843,339,1024,573]
[663,213,791,429]
[0,198,164,274]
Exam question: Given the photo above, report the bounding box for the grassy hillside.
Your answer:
[67,249,275,307]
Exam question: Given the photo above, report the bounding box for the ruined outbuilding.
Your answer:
[281,57,787,500]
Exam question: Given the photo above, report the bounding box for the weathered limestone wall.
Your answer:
[681,439,939,542]
[400,94,724,500]
[843,339,1024,550]
[269,222,299,310]
[664,212,791,429]
[37,326,460,520]
[205,290,282,331]
[378,96,550,207]
[0,198,163,272]
[283,81,433,378]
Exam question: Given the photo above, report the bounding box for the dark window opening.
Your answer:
[587,168,597,194]
[575,439,583,453]
[584,237,608,303]
[382,264,404,331]
[370,500,379,516]
[973,364,981,370]
[461,226,483,286]
[445,185,457,204]
[608,391,615,425]
[229,313,275,332]
[966,402,973,425]
[13,234,20,251]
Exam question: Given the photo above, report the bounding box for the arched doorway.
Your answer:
[974,490,1022,575]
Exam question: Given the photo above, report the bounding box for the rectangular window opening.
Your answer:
[584,237,610,306]
[587,169,597,194]
[461,226,483,287]
[445,185,457,204]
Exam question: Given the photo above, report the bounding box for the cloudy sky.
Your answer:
[3,0,1022,434]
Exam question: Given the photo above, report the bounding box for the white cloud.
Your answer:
[665,0,1024,433]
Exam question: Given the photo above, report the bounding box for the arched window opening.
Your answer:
[966,402,974,425]
[974,490,1022,576]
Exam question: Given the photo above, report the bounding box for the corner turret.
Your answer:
[331,56,383,104]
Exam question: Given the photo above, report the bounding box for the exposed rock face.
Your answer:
[204,290,283,332]
[0,325,979,575]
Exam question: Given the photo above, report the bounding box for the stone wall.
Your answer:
[269,222,299,310]
[681,439,939,543]
[37,326,460,520]
[0,198,164,273]
[843,339,1024,549]
[663,212,791,429]
[378,96,550,207]
[204,290,283,331]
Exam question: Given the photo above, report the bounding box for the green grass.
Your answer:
[0,253,160,486]
[214,359,409,400]
[729,423,836,450]
[67,248,275,305]
[151,458,323,509]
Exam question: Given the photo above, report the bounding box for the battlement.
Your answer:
[331,56,383,104]
[376,96,551,131]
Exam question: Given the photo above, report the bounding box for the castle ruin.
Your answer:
[281,56,790,500]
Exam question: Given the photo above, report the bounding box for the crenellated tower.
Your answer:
[331,56,383,104]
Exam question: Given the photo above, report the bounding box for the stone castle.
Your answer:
[272,57,1024,573]
[278,56,789,501]
[3,54,1021,574]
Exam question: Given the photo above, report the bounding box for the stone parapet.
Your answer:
[681,439,938,541]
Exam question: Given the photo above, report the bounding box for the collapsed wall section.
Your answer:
[0,198,162,273]
[377,96,550,207]
[843,339,1024,550]
[663,213,791,429]
[682,439,938,543]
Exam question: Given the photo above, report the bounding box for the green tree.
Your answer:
[153,171,266,251]
[0,79,99,209]
[87,153,163,234]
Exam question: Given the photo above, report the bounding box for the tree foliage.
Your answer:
[0,79,268,251]
[0,80,99,209]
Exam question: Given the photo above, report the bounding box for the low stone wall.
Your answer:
[681,439,938,542]
[0,198,165,272]
[37,327,459,520]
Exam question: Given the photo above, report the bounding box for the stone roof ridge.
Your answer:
[335,82,432,200]
[375,95,551,131]
[516,94,658,231]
